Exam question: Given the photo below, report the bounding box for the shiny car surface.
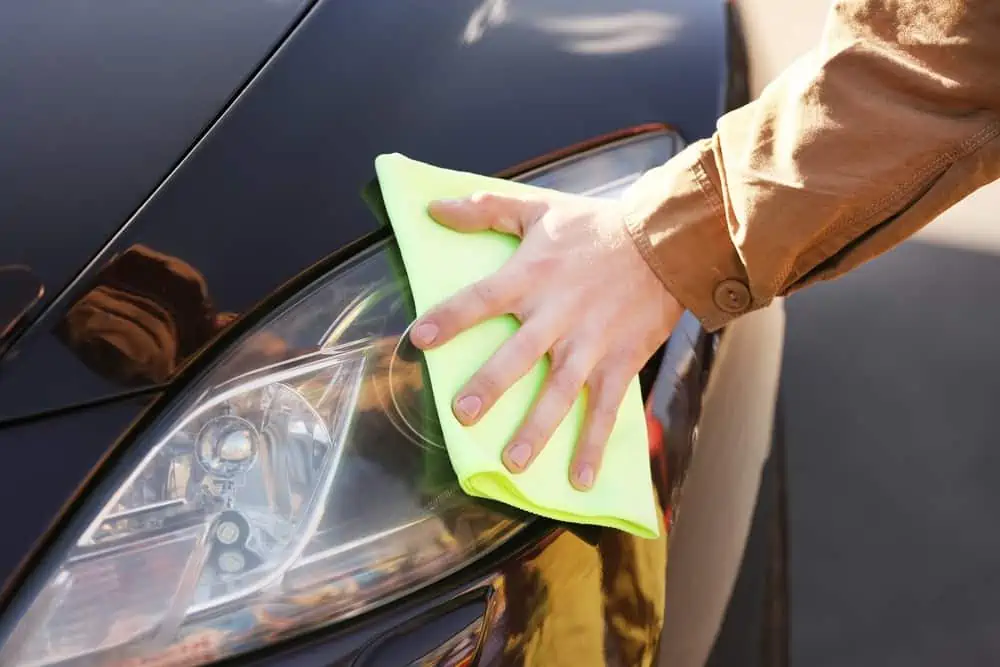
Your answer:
[0,1,785,665]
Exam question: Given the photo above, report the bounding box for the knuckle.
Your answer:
[520,432,545,450]
[548,338,572,369]
[593,354,634,384]
[588,369,629,416]
[468,367,503,401]
[470,278,506,312]
[585,368,608,396]
[511,326,546,359]
[469,191,496,207]
[510,302,531,323]
[602,346,637,368]
[550,356,588,401]
[591,396,620,423]
[515,416,547,447]
[431,302,467,333]
[524,255,559,280]
[574,425,606,460]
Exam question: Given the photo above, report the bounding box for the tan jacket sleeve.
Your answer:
[623,0,1000,332]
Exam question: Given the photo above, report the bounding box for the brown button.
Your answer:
[713,279,751,314]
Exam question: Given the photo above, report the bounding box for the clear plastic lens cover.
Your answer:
[0,128,680,667]
[2,246,525,667]
[520,131,682,199]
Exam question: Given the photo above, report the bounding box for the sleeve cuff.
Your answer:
[621,139,768,333]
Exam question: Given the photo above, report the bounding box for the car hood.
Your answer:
[0,0,313,354]
[0,0,727,421]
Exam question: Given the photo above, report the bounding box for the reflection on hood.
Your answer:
[57,244,219,385]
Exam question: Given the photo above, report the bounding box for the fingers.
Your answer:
[411,191,546,351]
[410,263,529,350]
[446,318,633,493]
[570,365,633,490]
[428,192,547,237]
[502,346,594,474]
[452,314,557,426]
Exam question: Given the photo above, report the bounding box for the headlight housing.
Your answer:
[0,127,682,667]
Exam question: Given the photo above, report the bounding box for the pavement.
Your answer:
[738,1,1000,665]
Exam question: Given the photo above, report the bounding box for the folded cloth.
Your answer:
[374,153,660,539]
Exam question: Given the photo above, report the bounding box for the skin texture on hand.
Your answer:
[409,190,683,490]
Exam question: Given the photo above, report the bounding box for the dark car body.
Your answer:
[0,1,786,665]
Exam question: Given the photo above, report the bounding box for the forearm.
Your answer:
[625,0,1000,331]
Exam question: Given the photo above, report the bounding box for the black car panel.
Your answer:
[0,0,313,353]
[0,394,157,593]
[0,0,728,422]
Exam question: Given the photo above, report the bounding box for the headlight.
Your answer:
[0,127,681,667]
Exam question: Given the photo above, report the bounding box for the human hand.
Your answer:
[409,190,683,490]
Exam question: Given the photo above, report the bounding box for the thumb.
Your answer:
[428,191,547,238]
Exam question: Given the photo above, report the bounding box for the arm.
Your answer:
[625,0,1000,331]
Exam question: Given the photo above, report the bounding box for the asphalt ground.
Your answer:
[738,2,1000,664]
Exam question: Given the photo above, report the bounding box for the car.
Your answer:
[0,0,787,665]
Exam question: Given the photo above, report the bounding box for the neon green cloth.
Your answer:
[374,153,660,539]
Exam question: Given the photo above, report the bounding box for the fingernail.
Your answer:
[506,442,532,470]
[575,464,595,489]
[455,395,482,422]
[411,322,438,346]
[431,198,464,210]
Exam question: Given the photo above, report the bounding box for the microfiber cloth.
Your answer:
[374,153,660,539]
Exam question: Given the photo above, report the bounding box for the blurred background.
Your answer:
[740,1,1000,664]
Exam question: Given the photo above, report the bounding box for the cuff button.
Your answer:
[713,279,751,314]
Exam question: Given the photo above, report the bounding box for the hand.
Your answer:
[409,190,683,490]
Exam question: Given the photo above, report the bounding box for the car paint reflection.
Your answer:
[55,245,230,386]
[54,244,313,389]
[379,524,668,667]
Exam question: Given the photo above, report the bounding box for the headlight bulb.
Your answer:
[195,416,259,480]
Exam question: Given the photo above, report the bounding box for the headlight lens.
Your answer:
[0,128,681,667]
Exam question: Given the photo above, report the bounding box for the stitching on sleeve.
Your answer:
[773,119,1000,292]
[691,154,728,225]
